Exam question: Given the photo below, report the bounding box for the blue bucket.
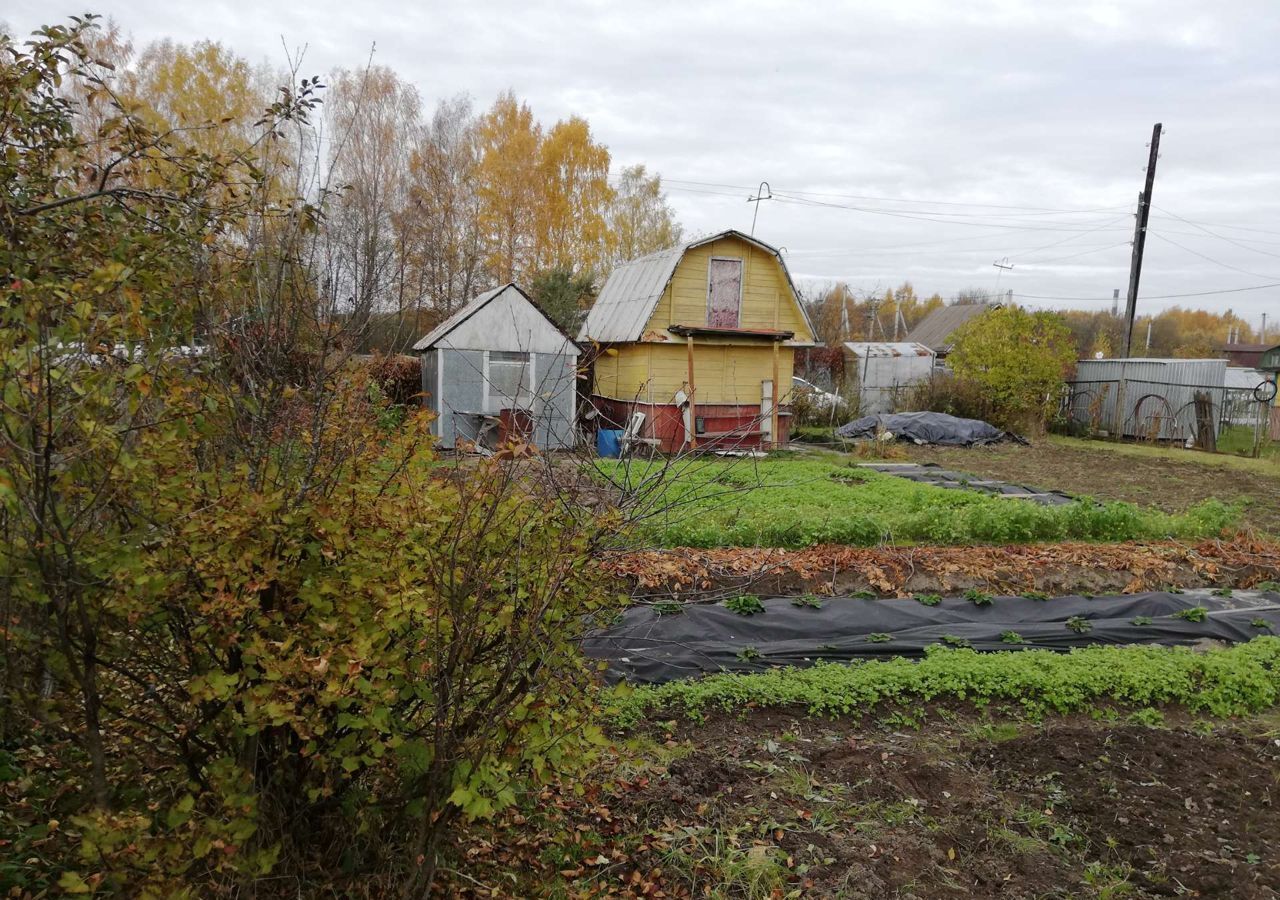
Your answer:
[596,428,624,458]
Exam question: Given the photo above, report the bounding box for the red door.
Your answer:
[707,258,743,327]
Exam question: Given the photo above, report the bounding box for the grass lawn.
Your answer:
[1217,425,1280,462]
[904,434,1280,536]
[598,454,1236,549]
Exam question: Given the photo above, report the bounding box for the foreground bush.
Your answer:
[0,23,615,896]
[613,638,1280,726]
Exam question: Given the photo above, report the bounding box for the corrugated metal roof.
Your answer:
[412,283,514,351]
[578,229,816,345]
[578,245,685,343]
[904,304,992,351]
[1225,367,1266,390]
[842,341,934,358]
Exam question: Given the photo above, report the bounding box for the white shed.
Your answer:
[413,284,579,450]
[842,342,936,415]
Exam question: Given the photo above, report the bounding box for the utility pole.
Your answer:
[1122,123,1163,357]
[1145,318,1152,352]
[1263,313,1268,343]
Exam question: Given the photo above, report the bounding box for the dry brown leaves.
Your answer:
[603,534,1280,598]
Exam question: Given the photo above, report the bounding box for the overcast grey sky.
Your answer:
[7,0,1280,326]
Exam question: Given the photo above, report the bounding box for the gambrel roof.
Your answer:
[579,229,815,344]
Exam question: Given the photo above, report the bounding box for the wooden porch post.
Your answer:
[686,335,697,450]
[771,340,780,449]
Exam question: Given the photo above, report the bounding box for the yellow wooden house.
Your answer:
[579,230,816,451]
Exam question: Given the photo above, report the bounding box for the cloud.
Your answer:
[7,0,1279,322]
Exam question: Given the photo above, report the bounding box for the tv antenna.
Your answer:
[993,256,1014,292]
[748,181,772,236]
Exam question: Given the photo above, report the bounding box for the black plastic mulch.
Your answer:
[583,589,1280,683]
[860,462,1076,506]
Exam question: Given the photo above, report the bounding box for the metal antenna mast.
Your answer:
[748,181,772,236]
[992,257,1014,293]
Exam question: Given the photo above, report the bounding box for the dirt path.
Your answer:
[903,438,1280,536]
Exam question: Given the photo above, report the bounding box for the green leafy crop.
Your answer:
[790,593,824,609]
[965,588,994,606]
[725,594,765,616]
[611,639,1280,726]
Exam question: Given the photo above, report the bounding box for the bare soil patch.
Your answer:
[443,709,1280,898]
[905,439,1280,536]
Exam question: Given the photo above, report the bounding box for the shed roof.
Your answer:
[1225,367,1268,390]
[411,283,572,352]
[579,229,815,344]
[904,304,993,351]
[842,341,934,358]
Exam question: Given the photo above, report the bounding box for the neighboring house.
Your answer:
[1222,342,1280,369]
[904,303,994,358]
[841,341,935,415]
[413,283,579,451]
[579,229,816,451]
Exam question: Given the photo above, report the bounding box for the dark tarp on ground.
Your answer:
[583,589,1280,684]
[836,411,1009,446]
[860,463,1076,506]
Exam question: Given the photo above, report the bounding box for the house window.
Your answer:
[486,351,532,411]
[707,257,743,328]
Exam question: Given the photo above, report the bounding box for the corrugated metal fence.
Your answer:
[1064,371,1274,448]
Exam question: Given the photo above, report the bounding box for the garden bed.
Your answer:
[598,456,1236,549]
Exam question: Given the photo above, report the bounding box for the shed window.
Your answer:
[707,258,743,328]
[487,351,532,411]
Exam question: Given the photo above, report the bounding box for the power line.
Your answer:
[1015,282,1280,302]
[1020,240,1132,266]
[647,176,1129,214]
[768,194,1130,233]
[1008,214,1132,260]
[1149,232,1280,281]
[1143,212,1280,239]
[1153,205,1280,261]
